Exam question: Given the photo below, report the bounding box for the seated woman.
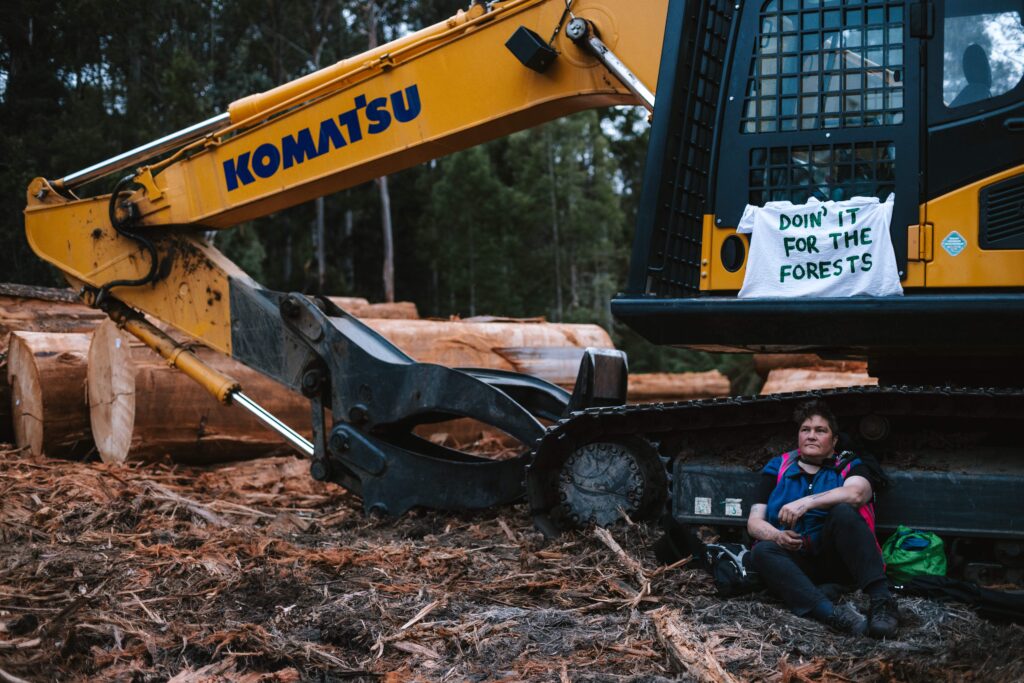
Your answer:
[747,399,898,638]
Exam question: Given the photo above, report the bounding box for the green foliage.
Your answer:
[212,225,266,282]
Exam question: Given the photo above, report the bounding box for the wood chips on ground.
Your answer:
[1,447,1022,682]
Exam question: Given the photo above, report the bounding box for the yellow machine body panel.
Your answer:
[23,179,244,354]
[924,165,1024,288]
[697,165,1024,293]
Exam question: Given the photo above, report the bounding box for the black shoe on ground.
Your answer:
[868,597,899,639]
[824,603,868,636]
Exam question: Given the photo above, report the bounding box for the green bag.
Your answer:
[882,526,947,583]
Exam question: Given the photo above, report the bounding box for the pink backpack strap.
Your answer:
[776,450,798,484]
[838,454,881,545]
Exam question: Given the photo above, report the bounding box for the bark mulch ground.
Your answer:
[1,447,1022,682]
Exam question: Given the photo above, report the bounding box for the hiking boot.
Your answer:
[868,597,899,639]
[824,603,868,636]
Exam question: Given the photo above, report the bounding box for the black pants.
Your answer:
[750,503,886,616]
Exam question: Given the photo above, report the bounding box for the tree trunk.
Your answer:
[363,318,613,385]
[367,3,395,303]
[378,176,395,302]
[315,184,326,295]
[87,321,314,464]
[7,331,94,458]
[547,129,564,321]
[284,230,293,284]
[343,208,355,290]
[468,219,476,317]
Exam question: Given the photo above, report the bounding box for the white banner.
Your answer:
[736,194,903,298]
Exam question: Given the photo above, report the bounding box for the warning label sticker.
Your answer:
[942,231,967,257]
[694,497,712,515]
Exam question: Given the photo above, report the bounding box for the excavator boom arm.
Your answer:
[21,0,661,517]
[24,0,665,355]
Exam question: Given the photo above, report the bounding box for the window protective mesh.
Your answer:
[641,1,735,297]
[748,141,896,205]
[742,0,905,133]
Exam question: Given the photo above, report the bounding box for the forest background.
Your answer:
[0,0,755,387]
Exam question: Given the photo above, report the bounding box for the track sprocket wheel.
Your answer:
[538,436,668,530]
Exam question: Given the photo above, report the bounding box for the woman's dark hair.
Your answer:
[793,399,838,435]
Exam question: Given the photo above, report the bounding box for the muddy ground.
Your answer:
[1,447,1022,682]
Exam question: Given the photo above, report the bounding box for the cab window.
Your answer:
[742,0,905,133]
[943,0,1024,108]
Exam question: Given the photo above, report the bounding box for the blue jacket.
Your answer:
[762,451,865,550]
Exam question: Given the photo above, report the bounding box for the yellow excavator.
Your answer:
[22,0,1024,568]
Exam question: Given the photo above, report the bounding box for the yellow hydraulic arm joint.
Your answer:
[101,297,240,405]
[101,295,316,455]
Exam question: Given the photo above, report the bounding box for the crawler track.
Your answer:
[528,385,1024,532]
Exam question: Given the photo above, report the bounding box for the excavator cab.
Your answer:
[614,0,1024,387]
[530,0,1024,542]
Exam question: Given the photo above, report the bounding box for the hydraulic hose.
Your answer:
[93,175,161,305]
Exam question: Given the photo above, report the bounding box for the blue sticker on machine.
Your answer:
[941,231,966,257]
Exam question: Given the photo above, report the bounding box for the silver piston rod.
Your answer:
[59,112,231,189]
[566,17,655,112]
[232,390,315,457]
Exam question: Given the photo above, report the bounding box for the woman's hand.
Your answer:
[774,529,803,550]
[777,497,812,528]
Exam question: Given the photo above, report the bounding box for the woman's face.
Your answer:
[798,415,837,462]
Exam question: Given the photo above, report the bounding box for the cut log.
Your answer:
[0,283,81,303]
[0,296,107,348]
[365,319,613,385]
[327,297,419,319]
[627,372,731,403]
[358,301,418,319]
[7,331,94,458]
[87,320,313,464]
[87,316,614,462]
[0,289,416,356]
[753,353,868,378]
[760,367,878,395]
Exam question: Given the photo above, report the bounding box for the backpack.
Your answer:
[652,517,762,598]
[705,542,763,597]
[882,526,947,583]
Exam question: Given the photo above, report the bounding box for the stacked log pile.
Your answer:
[1,285,735,461]
[0,284,109,442]
[755,353,878,394]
